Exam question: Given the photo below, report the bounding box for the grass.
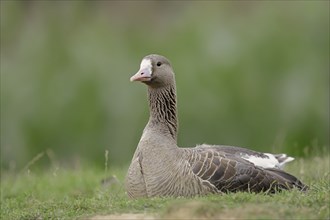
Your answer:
[1,156,329,219]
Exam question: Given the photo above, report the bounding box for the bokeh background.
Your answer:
[1,1,329,170]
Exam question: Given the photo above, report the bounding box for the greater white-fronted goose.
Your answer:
[126,54,308,198]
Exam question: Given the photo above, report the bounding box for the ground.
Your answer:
[1,156,329,219]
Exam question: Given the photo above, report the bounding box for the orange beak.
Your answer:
[130,67,152,82]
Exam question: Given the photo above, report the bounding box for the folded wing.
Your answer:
[188,147,308,193]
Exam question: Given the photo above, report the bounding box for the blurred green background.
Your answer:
[1,1,329,170]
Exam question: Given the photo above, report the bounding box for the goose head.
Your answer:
[130,54,175,88]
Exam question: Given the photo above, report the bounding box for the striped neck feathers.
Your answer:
[147,84,178,141]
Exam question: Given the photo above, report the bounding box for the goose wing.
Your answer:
[196,144,294,169]
[187,147,307,193]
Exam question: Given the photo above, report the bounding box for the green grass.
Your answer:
[1,156,329,219]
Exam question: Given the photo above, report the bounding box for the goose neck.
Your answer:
[147,84,178,140]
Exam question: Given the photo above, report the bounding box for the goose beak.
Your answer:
[130,59,153,82]
[130,68,152,82]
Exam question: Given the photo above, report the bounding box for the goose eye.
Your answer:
[156,62,162,67]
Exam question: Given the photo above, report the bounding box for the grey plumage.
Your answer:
[126,54,308,198]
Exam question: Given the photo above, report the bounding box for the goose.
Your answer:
[126,54,308,198]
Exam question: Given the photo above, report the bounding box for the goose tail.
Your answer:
[273,154,295,169]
